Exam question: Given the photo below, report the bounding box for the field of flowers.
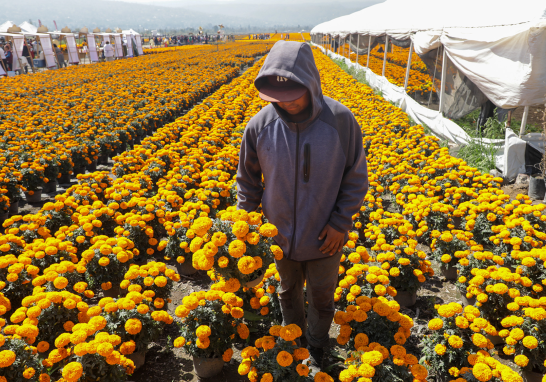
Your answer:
[333,42,435,96]
[0,40,542,382]
[0,42,270,215]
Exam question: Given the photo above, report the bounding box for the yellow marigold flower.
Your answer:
[125,318,142,335]
[259,223,278,238]
[62,362,83,382]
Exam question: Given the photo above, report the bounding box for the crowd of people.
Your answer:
[248,33,271,39]
[0,36,42,74]
[151,33,235,47]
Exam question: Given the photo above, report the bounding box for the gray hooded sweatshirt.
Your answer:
[237,41,368,262]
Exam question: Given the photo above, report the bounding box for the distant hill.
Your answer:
[2,0,383,32]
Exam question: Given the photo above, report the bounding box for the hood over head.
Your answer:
[255,41,323,129]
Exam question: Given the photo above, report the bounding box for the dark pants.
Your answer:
[275,252,342,348]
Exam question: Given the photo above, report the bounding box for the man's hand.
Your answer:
[318,224,345,256]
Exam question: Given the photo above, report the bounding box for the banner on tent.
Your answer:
[135,36,143,55]
[64,34,80,64]
[10,35,24,71]
[37,34,56,68]
[126,35,134,57]
[86,34,99,62]
[114,35,123,58]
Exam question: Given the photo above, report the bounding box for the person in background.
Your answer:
[21,41,31,74]
[0,45,7,73]
[4,44,13,71]
[103,41,114,62]
[54,44,66,68]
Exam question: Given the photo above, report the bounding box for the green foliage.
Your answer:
[104,302,165,352]
[249,337,313,382]
[0,337,45,382]
[75,353,129,382]
[178,299,240,358]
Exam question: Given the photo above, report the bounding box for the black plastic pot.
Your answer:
[529,175,546,200]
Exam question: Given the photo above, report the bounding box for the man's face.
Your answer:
[277,90,311,115]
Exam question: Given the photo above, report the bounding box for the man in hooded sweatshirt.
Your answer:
[236,40,369,372]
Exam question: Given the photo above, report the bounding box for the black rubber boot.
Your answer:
[305,345,324,376]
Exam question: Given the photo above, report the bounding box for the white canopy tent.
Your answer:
[311,0,546,111]
[123,30,143,56]
[19,21,37,34]
[311,0,546,181]
[0,21,14,33]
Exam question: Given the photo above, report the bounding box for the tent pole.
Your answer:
[338,36,341,55]
[382,35,388,77]
[404,40,413,92]
[355,33,360,69]
[366,35,371,68]
[439,45,447,115]
[519,106,530,137]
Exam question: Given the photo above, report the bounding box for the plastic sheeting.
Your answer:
[311,0,546,110]
[313,45,511,170]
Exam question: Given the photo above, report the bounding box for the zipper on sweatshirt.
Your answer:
[288,123,299,260]
[303,143,310,183]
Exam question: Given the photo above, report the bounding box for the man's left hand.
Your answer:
[318,224,345,256]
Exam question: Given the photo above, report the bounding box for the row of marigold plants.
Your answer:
[0,42,271,214]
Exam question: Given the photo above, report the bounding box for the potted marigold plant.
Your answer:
[334,295,413,350]
[19,158,45,203]
[0,193,10,222]
[0,336,48,381]
[120,262,180,310]
[430,229,471,280]
[192,208,281,287]
[498,296,546,380]
[458,353,522,382]
[174,289,245,378]
[380,242,433,307]
[81,236,137,297]
[238,324,314,382]
[341,344,427,382]
[421,303,497,381]
[102,292,171,369]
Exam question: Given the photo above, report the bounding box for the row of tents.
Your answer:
[0,22,144,74]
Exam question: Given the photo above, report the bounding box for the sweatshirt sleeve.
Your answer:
[236,125,263,212]
[328,117,368,233]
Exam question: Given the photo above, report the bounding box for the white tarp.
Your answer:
[113,35,123,58]
[126,35,134,57]
[135,35,143,55]
[60,33,80,64]
[311,0,546,110]
[314,45,519,174]
[86,34,99,62]
[36,34,56,68]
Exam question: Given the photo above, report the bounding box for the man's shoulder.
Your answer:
[322,96,353,118]
[246,104,279,136]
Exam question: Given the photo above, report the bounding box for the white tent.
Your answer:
[311,0,546,181]
[122,29,140,35]
[0,21,14,33]
[311,0,546,110]
[19,21,37,34]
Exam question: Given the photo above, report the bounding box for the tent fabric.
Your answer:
[19,21,37,34]
[311,0,546,109]
[122,29,140,35]
[0,21,14,33]
[312,44,546,180]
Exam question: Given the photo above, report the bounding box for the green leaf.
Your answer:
[243,311,265,321]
